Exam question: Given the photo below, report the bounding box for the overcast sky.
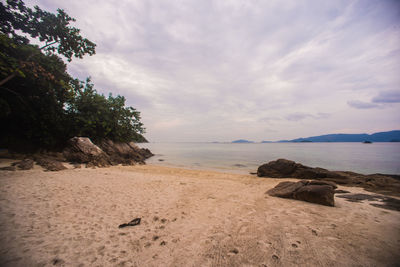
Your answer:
[26,0,400,142]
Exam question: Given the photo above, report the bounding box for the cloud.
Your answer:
[285,112,331,121]
[24,0,400,141]
[372,91,400,103]
[347,100,380,109]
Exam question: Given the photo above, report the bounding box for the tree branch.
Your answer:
[40,41,57,50]
[0,72,17,87]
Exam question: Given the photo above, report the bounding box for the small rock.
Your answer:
[229,248,239,254]
[0,166,16,171]
[14,159,34,170]
[160,241,167,246]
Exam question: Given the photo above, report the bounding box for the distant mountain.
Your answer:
[232,139,254,143]
[278,130,400,143]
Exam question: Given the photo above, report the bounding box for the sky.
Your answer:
[26,0,400,142]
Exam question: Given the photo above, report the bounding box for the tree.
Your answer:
[0,0,96,86]
[67,78,146,143]
[0,1,147,151]
[0,34,75,150]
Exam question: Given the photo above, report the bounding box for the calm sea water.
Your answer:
[139,142,400,175]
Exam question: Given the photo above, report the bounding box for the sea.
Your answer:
[139,142,400,175]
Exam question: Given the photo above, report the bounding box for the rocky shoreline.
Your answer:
[257,159,400,197]
[0,137,153,171]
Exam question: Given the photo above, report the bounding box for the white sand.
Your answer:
[0,164,399,266]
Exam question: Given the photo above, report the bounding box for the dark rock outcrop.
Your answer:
[63,137,153,167]
[258,159,400,196]
[63,137,110,167]
[97,140,153,165]
[267,180,337,206]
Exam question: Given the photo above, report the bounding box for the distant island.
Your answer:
[232,139,254,143]
[264,130,400,143]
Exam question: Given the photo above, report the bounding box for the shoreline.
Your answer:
[1,164,400,266]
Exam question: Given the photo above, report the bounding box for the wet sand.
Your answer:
[0,164,399,266]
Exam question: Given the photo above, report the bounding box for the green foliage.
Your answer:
[68,78,145,143]
[0,1,146,151]
[0,0,96,61]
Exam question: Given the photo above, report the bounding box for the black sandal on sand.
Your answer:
[118,218,141,228]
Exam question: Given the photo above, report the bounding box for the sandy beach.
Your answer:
[0,164,399,267]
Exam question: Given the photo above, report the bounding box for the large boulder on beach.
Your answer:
[258,159,400,197]
[63,137,153,167]
[97,140,153,165]
[258,159,351,184]
[257,159,300,177]
[267,180,336,206]
[63,137,111,167]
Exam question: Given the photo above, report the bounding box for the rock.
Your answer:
[98,140,153,165]
[258,159,400,196]
[294,185,335,206]
[257,159,299,177]
[266,180,337,206]
[63,137,110,167]
[0,166,16,171]
[13,159,34,170]
[63,137,153,168]
[267,181,306,198]
[34,155,67,171]
[306,180,337,189]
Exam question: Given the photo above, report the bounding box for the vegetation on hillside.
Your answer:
[0,0,146,151]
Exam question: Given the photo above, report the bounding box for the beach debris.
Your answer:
[160,241,167,246]
[158,159,165,161]
[229,248,239,254]
[257,159,400,195]
[118,218,141,228]
[267,180,337,206]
